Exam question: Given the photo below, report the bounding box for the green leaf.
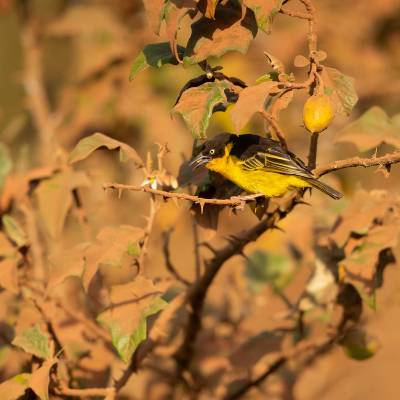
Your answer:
[341,328,379,360]
[321,66,358,116]
[243,0,283,32]
[12,325,51,360]
[245,250,293,293]
[97,277,167,363]
[69,132,143,166]
[0,373,31,400]
[129,42,185,81]
[335,106,400,151]
[0,143,12,190]
[173,81,232,138]
[2,215,28,248]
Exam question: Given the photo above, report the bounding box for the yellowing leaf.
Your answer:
[243,0,283,32]
[35,171,90,238]
[321,66,358,116]
[0,373,31,400]
[69,132,143,166]
[341,328,380,360]
[12,325,51,360]
[2,215,28,248]
[82,225,144,290]
[97,277,167,362]
[173,81,232,138]
[0,143,12,190]
[335,106,400,151]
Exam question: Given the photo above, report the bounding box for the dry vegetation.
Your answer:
[0,0,400,399]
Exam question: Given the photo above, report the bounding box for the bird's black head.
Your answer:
[189,133,236,169]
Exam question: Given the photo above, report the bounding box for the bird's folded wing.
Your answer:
[241,148,313,179]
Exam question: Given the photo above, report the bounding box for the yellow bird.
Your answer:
[189,133,342,200]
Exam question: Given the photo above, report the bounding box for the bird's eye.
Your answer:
[209,149,215,155]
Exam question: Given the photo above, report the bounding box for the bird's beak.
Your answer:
[189,153,211,170]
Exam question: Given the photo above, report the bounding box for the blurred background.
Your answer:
[1,0,400,398]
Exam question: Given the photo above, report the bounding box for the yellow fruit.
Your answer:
[303,94,335,133]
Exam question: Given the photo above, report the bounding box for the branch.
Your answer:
[173,193,302,381]
[55,382,115,399]
[314,150,400,177]
[162,229,191,286]
[103,183,264,208]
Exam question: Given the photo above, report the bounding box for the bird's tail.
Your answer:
[304,177,343,200]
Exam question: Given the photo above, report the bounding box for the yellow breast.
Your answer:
[206,154,310,198]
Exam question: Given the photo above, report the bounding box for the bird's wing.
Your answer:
[240,143,314,179]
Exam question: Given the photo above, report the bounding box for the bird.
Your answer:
[189,133,342,200]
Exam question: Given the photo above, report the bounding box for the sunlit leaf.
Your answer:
[12,325,51,360]
[0,373,31,400]
[321,66,358,116]
[82,225,144,290]
[129,42,185,80]
[0,143,12,190]
[2,215,28,248]
[35,171,90,238]
[98,277,167,362]
[184,2,257,64]
[243,0,283,32]
[231,81,278,131]
[69,132,143,166]
[173,81,232,138]
[335,106,400,151]
[30,358,57,400]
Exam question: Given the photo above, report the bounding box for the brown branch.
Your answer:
[162,229,191,286]
[307,132,319,169]
[279,7,312,20]
[55,381,115,399]
[314,150,400,177]
[103,183,264,207]
[173,193,302,382]
[224,333,339,400]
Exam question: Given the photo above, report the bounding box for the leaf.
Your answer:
[230,81,278,131]
[204,0,218,18]
[142,0,166,34]
[321,66,358,116]
[245,250,293,293]
[243,0,283,32]
[294,54,310,68]
[129,42,185,80]
[35,171,90,238]
[0,143,12,190]
[30,358,57,400]
[12,325,51,360]
[47,243,90,290]
[341,328,380,360]
[2,214,28,247]
[69,132,143,166]
[0,373,31,400]
[82,225,144,290]
[184,2,257,64]
[173,81,232,138]
[0,258,19,294]
[97,277,167,362]
[335,106,400,151]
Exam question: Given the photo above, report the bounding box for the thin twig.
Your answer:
[188,184,202,280]
[162,229,190,286]
[55,381,116,399]
[307,132,319,169]
[103,183,264,207]
[314,150,400,177]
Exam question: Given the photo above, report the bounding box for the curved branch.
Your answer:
[314,150,400,177]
